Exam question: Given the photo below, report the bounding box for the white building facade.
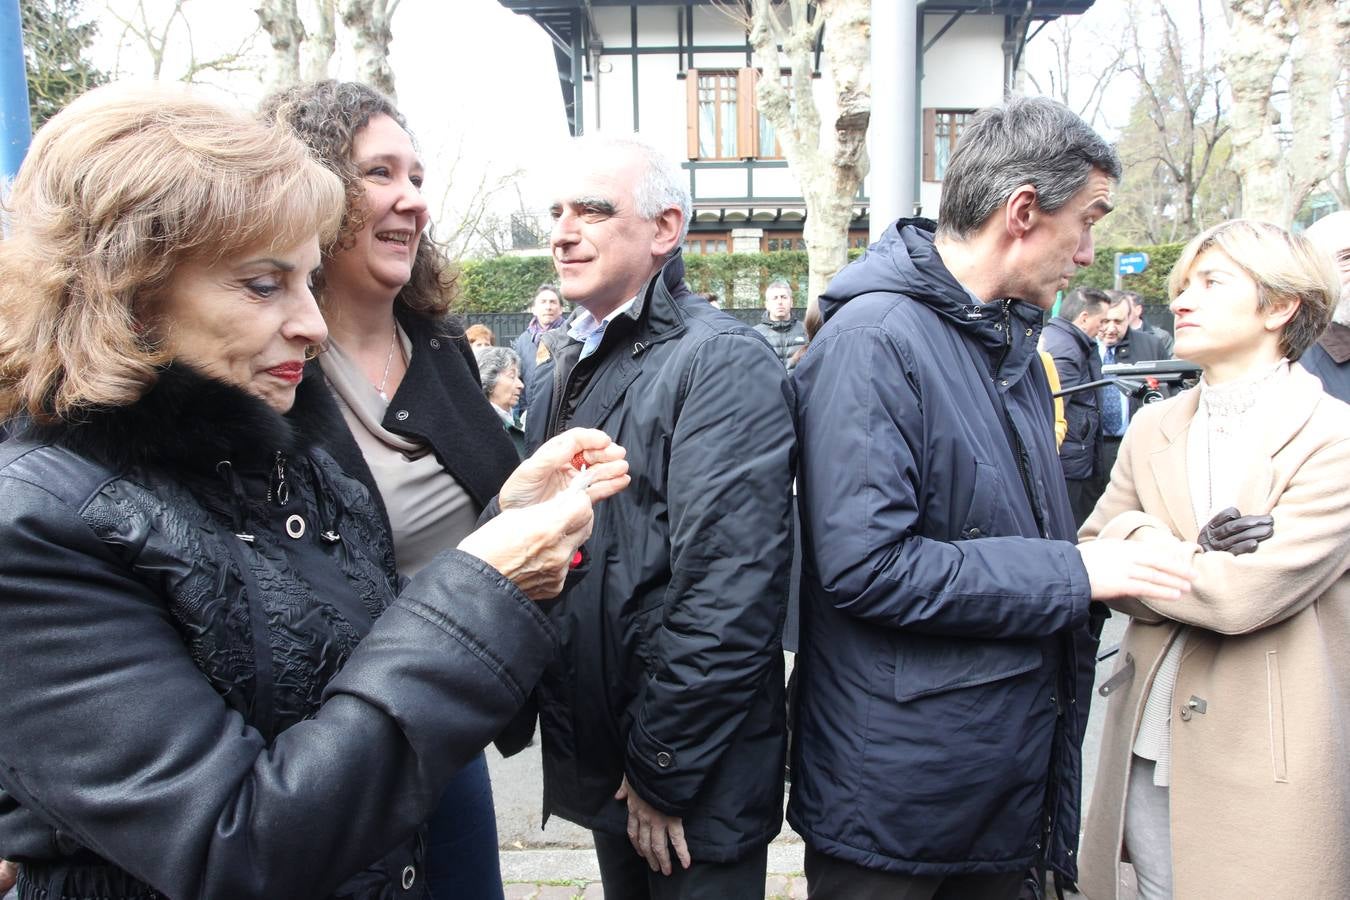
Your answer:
[499,0,1097,253]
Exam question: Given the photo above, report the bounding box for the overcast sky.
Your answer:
[86,0,572,242]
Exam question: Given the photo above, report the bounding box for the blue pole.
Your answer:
[1,0,32,179]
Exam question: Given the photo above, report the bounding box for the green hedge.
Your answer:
[457,248,866,312]
[1070,242,1187,303]
[457,256,558,314]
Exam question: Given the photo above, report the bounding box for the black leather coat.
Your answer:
[525,254,797,862]
[0,366,556,900]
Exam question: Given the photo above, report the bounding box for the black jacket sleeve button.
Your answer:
[394,410,410,421]
[429,338,441,349]
[656,751,673,768]
[401,865,416,890]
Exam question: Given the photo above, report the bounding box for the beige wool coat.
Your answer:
[1076,366,1350,900]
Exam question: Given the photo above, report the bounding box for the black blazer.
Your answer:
[309,309,520,540]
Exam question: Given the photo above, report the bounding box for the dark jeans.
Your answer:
[593,830,769,900]
[804,846,1024,900]
[1102,435,1123,482]
[1065,476,1105,528]
[424,752,504,900]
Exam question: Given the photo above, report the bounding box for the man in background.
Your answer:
[1301,211,1350,403]
[511,282,566,412]
[1042,287,1111,525]
[1097,292,1167,476]
[1123,290,1174,358]
[754,278,808,369]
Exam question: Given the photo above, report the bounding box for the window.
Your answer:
[695,71,739,159]
[762,233,806,252]
[686,68,784,161]
[684,233,730,255]
[923,109,976,182]
[761,229,869,252]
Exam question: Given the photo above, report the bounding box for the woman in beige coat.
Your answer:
[1078,219,1350,900]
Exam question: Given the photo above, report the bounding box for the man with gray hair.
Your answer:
[526,134,796,898]
[1300,210,1350,403]
[789,96,1195,899]
[754,277,808,369]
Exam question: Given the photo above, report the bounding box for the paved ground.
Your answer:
[495,616,1133,897]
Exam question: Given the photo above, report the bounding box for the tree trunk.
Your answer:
[1284,0,1347,221]
[1223,0,1289,222]
[1223,0,1345,226]
[339,0,398,100]
[257,0,304,91]
[302,0,337,83]
[745,0,870,331]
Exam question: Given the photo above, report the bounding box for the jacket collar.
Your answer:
[18,362,330,476]
[567,251,691,357]
[760,311,799,331]
[819,219,1047,387]
[1150,365,1325,536]
[1046,316,1096,355]
[1317,321,1350,364]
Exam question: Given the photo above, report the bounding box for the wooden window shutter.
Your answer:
[686,68,700,159]
[737,67,758,158]
[922,108,936,182]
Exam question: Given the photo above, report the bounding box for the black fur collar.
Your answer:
[17,363,343,475]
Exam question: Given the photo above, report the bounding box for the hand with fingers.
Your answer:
[1196,507,1274,556]
[458,489,596,601]
[499,427,630,509]
[615,776,692,876]
[1078,538,1199,602]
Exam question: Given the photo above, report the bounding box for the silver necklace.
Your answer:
[374,329,398,401]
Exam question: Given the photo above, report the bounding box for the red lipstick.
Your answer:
[267,362,305,384]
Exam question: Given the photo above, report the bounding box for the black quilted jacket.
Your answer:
[0,366,556,900]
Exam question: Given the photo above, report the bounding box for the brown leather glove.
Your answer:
[1197,507,1274,555]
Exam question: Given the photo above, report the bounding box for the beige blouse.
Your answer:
[319,327,478,578]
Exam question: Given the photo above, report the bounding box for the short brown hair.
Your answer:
[0,82,344,424]
[260,80,458,318]
[1168,219,1338,360]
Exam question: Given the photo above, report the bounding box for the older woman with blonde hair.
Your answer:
[1078,219,1350,899]
[0,82,626,900]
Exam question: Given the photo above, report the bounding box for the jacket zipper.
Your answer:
[992,300,1048,538]
[267,451,290,506]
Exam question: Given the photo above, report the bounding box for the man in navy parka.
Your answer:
[788,97,1197,898]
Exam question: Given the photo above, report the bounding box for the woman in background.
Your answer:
[475,346,527,459]
[466,323,496,348]
[1078,220,1350,899]
[263,80,526,900]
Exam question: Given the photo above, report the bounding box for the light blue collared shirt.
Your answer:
[568,297,637,360]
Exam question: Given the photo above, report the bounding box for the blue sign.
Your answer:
[1117,252,1150,276]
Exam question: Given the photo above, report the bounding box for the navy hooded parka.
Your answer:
[787,219,1103,883]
